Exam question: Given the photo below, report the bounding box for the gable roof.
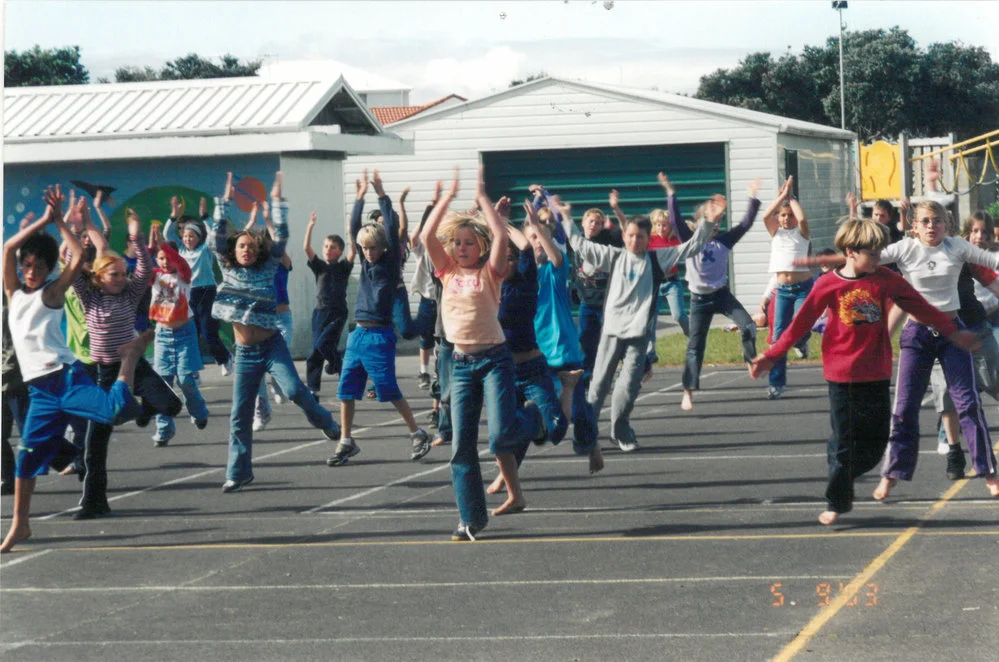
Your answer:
[389,76,855,140]
[370,94,468,126]
[3,75,383,144]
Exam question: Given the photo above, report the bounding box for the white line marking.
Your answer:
[0,549,52,568]
[0,575,848,593]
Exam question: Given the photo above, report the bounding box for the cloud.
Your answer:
[417,46,530,101]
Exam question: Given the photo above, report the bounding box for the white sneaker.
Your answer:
[220,357,234,377]
[269,383,286,405]
[614,437,640,452]
[252,413,271,432]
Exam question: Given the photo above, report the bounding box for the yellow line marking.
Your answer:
[771,478,969,662]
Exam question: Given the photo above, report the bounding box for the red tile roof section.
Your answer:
[370,94,467,126]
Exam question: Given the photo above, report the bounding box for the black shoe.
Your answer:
[221,476,254,493]
[135,411,152,428]
[0,480,14,496]
[946,445,966,480]
[428,409,440,429]
[451,523,483,541]
[327,439,359,466]
[74,502,111,520]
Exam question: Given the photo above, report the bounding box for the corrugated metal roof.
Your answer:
[3,75,378,142]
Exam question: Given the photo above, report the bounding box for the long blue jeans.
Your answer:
[228,333,335,482]
[574,302,603,449]
[658,278,689,336]
[510,354,569,465]
[683,286,756,391]
[435,339,454,443]
[393,288,436,342]
[154,321,209,440]
[449,344,539,530]
[770,278,814,388]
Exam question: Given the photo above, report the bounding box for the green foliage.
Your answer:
[114,54,261,83]
[696,27,999,141]
[509,71,548,88]
[987,201,999,218]
[4,45,89,87]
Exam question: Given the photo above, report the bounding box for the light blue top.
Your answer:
[534,252,585,368]
[164,217,219,288]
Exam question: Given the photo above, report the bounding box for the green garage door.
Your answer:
[482,142,727,225]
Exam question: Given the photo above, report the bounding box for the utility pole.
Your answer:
[833,1,848,130]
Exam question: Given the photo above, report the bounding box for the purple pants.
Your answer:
[883,321,998,481]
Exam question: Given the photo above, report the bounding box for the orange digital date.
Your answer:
[770,581,878,607]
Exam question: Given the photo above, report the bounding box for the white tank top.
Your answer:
[768,228,811,273]
[9,286,77,382]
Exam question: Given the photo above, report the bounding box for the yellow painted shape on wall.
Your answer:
[860,140,903,201]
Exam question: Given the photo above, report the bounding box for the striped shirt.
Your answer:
[71,235,151,364]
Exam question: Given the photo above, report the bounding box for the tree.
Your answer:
[695,27,999,141]
[509,71,548,88]
[113,54,261,83]
[4,45,89,87]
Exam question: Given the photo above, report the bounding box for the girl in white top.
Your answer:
[763,176,812,400]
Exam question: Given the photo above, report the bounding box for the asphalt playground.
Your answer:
[1,354,997,661]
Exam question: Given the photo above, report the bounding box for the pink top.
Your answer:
[438,262,506,346]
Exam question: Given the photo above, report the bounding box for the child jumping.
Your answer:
[2,187,150,552]
[750,218,978,524]
[327,169,431,467]
[211,172,340,492]
[304,212,353,394]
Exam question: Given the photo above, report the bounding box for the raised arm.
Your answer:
[556,201,619,272]
[658,195,726,270]
[420,169,459,273]
[506,218,531,252]
[4,198,55,299]
[268,172,289,258]
[477,167,508,277]
[211,172,234,258]
[81,199,109,256]
[303,211,317,260]
[243,202,259,233]
[397,186,410,243]
[660,172,694,243]
[608,188,629,228]
[846,191,859,220]
[762,176,793,237]
[523,200,562,268]
[411,184,441,249]
[789,196,809,240]
[91,189,112,237]
[126,210,152,296]
[350,168,368,245]
[372,170,398,256]
[163,195,184,244]
[718,180,761,248]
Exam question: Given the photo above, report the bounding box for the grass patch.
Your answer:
[653,326,904,368]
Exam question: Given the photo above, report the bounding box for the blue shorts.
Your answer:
[337,326,403,402]
[17,362,134,479]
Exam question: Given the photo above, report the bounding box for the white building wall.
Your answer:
[343,80,850,313]
[279,153,345,356]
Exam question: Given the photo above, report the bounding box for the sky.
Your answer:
[4,1,998,104]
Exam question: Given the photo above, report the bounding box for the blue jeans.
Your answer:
[574,302,603,449]
[436,339,454,443]
[659,278,689,336]
[449,344,539,529]
[514,355,568,463]
[228,334,336,482]
[255,311,294,413]
[770,278,814,388]
[683,286,756,391]
[190,285,230,366]
[154,321,208,439]
[393,288,436,342]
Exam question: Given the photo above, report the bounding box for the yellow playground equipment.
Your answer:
[860,129,999,200]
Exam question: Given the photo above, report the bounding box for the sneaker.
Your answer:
[191,416,208,430]
[945,445,966,480]
[767,385,785,400]
[324,361,338,376]
[152,428,175,447]
[327,438,359,466]
[936,424,950,455]
[410,428,432,461]
[451,523,483,541]
[221,476,254,493]
[417,372,432,390]
[793,345,809,359]
[614,437,640,453]
[252,413,271,432]
[322,422,341,442]
[220,357,233,377]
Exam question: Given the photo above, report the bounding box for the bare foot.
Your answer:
[818,511,838,526]
[486,474,507,495]
[430,436,447,447]
[59,465,78,476]
[681,390,693,411]
[0,523,32,553]
[492,497,525,516]
[986,476,999,497]
[589,445,604,474]
[873,477,896,502]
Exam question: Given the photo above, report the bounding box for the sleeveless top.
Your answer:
[9,285,77,382]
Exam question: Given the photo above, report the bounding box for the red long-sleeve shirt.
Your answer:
[765,267,958,383]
